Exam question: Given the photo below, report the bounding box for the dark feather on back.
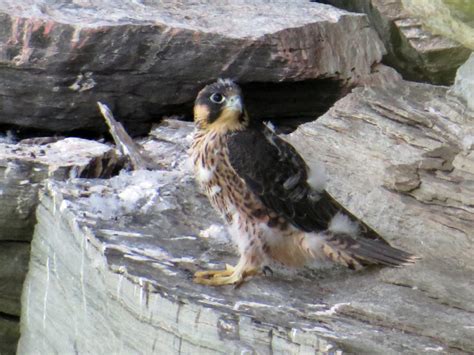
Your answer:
[226,125,386,244]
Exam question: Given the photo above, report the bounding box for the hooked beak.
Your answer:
[225,95,242,113]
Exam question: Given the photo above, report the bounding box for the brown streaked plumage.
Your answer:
[190,78,417,286]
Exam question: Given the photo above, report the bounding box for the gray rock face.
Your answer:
[19,96,474,354]
[288,67,474,321]
[320,0,471,84]
[0,137,121,354]
[0,138,120,242]
[0,1,385,134]
[449,52,474,111]
[401,0,474,50]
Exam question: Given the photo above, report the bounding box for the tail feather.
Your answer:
[351,237,417,266]
[272,189,419,270]
[309,193,419,268]
[324,232,418,268]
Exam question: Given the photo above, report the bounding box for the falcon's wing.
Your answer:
[226,126,365,234]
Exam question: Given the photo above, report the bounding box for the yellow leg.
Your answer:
[193,263,259,286]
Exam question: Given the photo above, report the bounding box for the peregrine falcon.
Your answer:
[191,79,416,286]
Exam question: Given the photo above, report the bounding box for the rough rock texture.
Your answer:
[449,52,474,111]
[402,0,474,50]
[0,0,385,134]
[0,138,121,354]
[0,137,120,241]
[319,0,471,84]
[19,96,474,354]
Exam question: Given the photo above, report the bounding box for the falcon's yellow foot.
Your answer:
[193,264,259,286]
[194,264,235,279]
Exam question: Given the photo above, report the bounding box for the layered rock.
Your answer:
[19,92,474,353]
[0,0,384,135]
[0,137,121,354]
[402,0,474,50]
[0,137,120,241]
[320,0,471,84]
[6,3,474,353]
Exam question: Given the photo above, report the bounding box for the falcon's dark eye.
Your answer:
[210,93,225,104]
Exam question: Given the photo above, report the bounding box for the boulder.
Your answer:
[319,0,471,84]
[449,52,474,112]
[19,93,474,353]
[0,1,385,135]
[0,137,121,354]
[402,0,474,50]
[0,137,120,242]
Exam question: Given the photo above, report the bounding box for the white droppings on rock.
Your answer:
[118,185,148,203]
[59,200,69,213]
[233,301,273,311]
[170,256,195,263]
[462,135,474,150]
[118,177,155,206]
[310,303,350,317]
[424,346,444,352]
[79,170,183,219]
[199,294,226,308]
[87,194,121,220]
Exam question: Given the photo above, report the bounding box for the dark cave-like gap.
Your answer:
[0,77,347,140]
[239,78,347,133]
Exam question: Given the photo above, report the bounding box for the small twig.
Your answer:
[97,102,154,170]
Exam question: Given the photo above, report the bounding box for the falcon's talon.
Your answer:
[262,265,274,277]
[194,264,235,279]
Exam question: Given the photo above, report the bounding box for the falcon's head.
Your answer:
[194,79,249,132]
